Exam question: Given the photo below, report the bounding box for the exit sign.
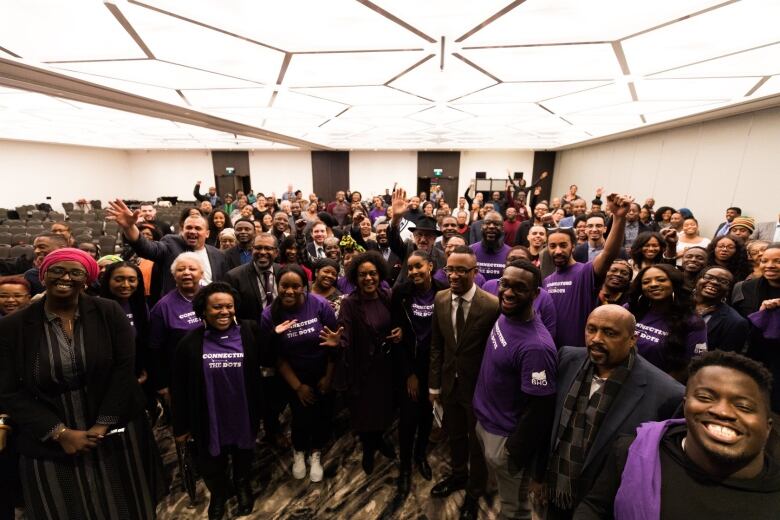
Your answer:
[433,168,443,177]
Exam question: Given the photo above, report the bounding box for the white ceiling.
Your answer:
[0,0,779,150]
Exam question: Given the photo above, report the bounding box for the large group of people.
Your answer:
[0,177,778,520]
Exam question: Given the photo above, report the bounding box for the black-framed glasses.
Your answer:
[700,273,732,287]
[443,266,476,275]
[47,266,87,279]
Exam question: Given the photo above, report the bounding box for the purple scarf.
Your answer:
[613,418,686,520]
[749,308,780,340]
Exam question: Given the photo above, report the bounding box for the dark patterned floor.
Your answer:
[155,409,504,520]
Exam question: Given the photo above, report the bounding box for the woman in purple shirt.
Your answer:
[172,282,264,520]
[628,264,707,381]
[260,265,341,484]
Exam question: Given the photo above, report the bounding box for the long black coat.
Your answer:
[0,296,144,459]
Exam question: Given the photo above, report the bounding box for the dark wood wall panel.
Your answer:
[311,151,349,202]
[532,151,556,203]
[212,151,251,197]
[417,151,461,205]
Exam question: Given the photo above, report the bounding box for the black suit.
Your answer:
[705,303,749,352]
[547,347,683,516]
[224,244,252,271]
[129,234,228,297]
[223,262,281,322]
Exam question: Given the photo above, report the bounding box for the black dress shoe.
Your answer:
[459,495,480,520]
[207,495,227,520]
[430,475,467,497]
[234,480,254,516]
[415,457,432,481]
[377,438,396,460]
[396,470,411,497]
[362,450,375,475]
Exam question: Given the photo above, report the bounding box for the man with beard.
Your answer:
[575,215,630,263]
[503,207,522,247]
[473,259,557,520]
[436,215,460,252]
[470,211,511,281]
[517,201,550,247]
[714,207,742,238]
[404,195,423,225]
[540,305,683,519]
[609,202,652,249]
[575,350,780,519]
[271,210,292,242]
[543,194,632,348]
[137,203,174,236]
[681,246,709,292]
[24,233,68,295]
[560,199,588,229]
[455,211,470,240]
[224,218,256,270]
[326,190,350,226]
[108,199,228,298]
[389,188,447,286]
[597,260,632,306]
[305,221,329,260]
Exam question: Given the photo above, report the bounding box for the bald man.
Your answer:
[538,305,684,519]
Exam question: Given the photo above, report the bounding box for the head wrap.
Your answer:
[730,216,755,233]
[97,254,123,267]
[219,228,236,239]
[339,234,365,253]
[39,247,100,284]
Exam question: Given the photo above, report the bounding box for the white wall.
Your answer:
[0,140,128,211]
[249,151,313,198]
[127,150,212,202]
[349,151,417,197]
[458,150,535,195]
[553,107,780,236]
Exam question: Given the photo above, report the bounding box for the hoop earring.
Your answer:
[671,290,676,302]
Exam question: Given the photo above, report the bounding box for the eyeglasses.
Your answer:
[253,245,276,252]
[700,273,732,287]
[443,266,476,275]
[47,266,87,279]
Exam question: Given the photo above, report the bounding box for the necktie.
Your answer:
[317,247,324,258]
[262,270,274,306]
[456,297,466,341]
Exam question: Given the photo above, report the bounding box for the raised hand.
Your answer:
[391,188,408,220]
[275,319,298,335]
[595,187,604,197]
[319,326,343,347]
[106,199,140,230]
[607,194,634,219]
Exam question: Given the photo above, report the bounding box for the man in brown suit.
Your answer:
[429,245,501,520]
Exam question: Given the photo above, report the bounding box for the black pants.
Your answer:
[443,379,487,499]
[196,446,254,499]
[261,374,288,436]
[288,389,333,453]
[358,431,386,458]
[399,375,433,470]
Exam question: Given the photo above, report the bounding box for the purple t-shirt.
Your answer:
[260,294,338,382]
[202,324,254,456]
[635,310,708,370]
[433,268,486,288]
[120,300,136,336]
[473,314,557,437]
[409,288,436,352]
[149,290,201,352]
[369,208,386,223]
[470,242,511,280]
[543,262,597,348]
[482,280,558,340]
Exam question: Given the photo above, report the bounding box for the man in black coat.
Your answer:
[224,218,256,271]
[540,305,684,519]
[107,200,227,299]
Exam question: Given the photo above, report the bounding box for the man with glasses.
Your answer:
[471,211,512,281]
[429,246,500,519]
[574,215,630,263]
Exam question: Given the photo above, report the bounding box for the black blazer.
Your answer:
[171,321,264,456]
[549,347,683,500]
[224,244,251,271]
[0,296,144,459]
[129,234,228,297]
[573,243,629,264]
[223,262,282,322]
[706,303,750,352]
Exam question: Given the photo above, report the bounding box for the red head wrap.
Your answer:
[39,247,100,284]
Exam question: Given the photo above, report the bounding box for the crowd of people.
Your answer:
[0,177,778,520]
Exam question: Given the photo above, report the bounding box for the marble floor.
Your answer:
[155,409,504,520]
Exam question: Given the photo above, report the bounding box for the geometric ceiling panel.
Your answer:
[456,81,611,104]
[651,43,780,79]
[463,0,727,46]
[283,51,428,87]
[462,44,622,81]
[622,0,780,75]
[121,2,285,85]
[2,1,780,150]
[0,0,146,61]
[52,59,260,90]
[390,55,496,102]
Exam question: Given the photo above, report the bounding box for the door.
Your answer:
[417,151,460,206]
[311,151,349,202]
[212,151,250,198]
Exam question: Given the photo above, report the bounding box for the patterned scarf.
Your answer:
[546,348,636,510]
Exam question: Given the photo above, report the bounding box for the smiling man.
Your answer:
[542,305,683,519]
[575,350,780,519]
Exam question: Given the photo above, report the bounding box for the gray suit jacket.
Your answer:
[548,347,683,501]
[753,221,777,241]
[429,286,499,402]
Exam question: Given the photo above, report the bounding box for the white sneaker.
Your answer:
[309,451,323,483]
[292,450,306,479]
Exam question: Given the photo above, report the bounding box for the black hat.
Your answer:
[408,216,442,236]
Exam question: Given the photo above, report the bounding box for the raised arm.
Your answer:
[592,194,633,278]
[192,181,206,202]
[388,188,410,261]
[106,199,171,262]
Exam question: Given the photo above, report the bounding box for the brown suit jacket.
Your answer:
[429,286,500,403]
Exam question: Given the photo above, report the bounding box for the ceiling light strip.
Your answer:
[462,41,611,50]
[355,0,436,43]
[0,45,21,58]
[647,40,780,77]
[618,0,739,41]
[127,0,287,53]
[104,2,156,59]
[456,0,528,43]
[385,54,435,85]
[0,56,327,150]
[745,76,771,97]
[451,53,502,83]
